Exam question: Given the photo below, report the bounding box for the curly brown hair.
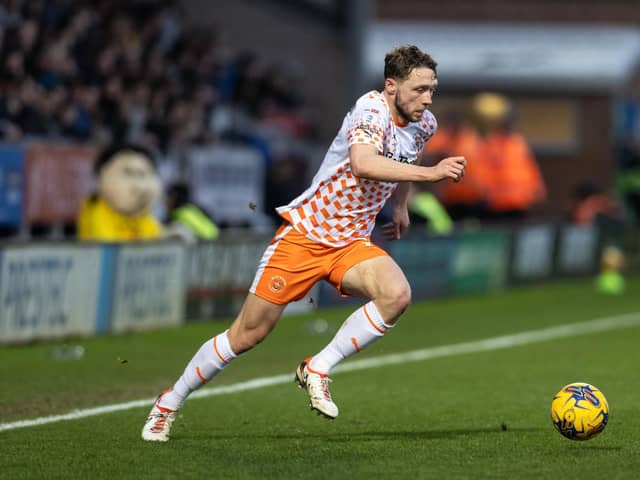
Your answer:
[384,45,437,81]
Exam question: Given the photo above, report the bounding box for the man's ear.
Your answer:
[384,78,397,95]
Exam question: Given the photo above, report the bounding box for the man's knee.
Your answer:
[380,282,412,316]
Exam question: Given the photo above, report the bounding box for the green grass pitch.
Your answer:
[1,276,640,479]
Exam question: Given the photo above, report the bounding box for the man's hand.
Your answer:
[433,156,466,182]
[382,205,410,240]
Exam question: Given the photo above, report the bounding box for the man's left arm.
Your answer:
[382,182,411,240]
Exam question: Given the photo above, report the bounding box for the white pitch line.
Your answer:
[2,311,639,433]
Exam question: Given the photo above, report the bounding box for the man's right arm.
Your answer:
[349,144,466,183]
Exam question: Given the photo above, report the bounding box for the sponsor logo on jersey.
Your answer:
[385,151,410,164]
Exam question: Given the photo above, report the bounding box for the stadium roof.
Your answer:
[364,22,640,92]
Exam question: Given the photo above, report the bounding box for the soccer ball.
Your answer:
[551,382,609,440]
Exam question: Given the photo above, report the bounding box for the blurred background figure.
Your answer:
[407,190,454,235]
[596,245,626,295]
[77,144,163,241]
[571,180,626,255]
[264,153,308,225]
[164,181,219,242]
[473,93,547,223]
[571,181,624,228]
[423,109,488,222]
[614,68,640,225]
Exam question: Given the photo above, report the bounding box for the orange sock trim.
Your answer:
[305,357,328,377]
[155,404,175,413]
[363,304,388,334]
[196,366,207,384]
[155,389,176,411]
[351,337,361,352]
[213,336,228,364]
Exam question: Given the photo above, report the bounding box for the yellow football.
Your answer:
[551,382,609,440]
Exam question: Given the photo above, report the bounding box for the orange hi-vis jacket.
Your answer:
[426,126,489,206]
[482,131,546,212]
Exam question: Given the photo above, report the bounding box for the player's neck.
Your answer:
[382,90,409,127]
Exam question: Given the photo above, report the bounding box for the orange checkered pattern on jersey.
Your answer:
[279,164,397,246]
[346,92,386,153]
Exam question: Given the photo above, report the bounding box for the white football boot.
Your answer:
[294,358,339,419]
[141,390,178,442]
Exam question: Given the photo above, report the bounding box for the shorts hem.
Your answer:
[250,287,291,305]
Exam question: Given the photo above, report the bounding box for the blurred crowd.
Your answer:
[0,0,313,155]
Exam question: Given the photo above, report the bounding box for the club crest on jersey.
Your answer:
[269,275,287,293]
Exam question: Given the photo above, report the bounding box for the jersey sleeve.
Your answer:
[421,111,438,144]
[347,95,387,153]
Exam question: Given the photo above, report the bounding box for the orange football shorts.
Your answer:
[250,223,389,305]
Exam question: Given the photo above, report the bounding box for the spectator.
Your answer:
[0,0,21,29]
[473,94,546,222]
[264,153,307,224]
[571,181,625,249]
[164,182,219,242]
[424,110,489,221]
[572,181,623,227]
[615,68,640,224]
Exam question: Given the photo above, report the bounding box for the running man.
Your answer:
[142,45,466,441]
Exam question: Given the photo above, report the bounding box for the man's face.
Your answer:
[387,67,437,123]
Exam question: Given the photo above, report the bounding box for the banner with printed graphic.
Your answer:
[184,236,316,320]
[451,230,509,293]
[110,243,186,332]
[391,235,457,298]
[185,237,264,319]
[556,225,598,275]
[0,246,101,344]
[189,146,265,226]
[24,143,96,223]
[511,224,556,280]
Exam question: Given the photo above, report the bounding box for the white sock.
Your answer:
[159,330,237,410]
[309,301,393,374]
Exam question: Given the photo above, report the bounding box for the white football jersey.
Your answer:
[277,90,437,246]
